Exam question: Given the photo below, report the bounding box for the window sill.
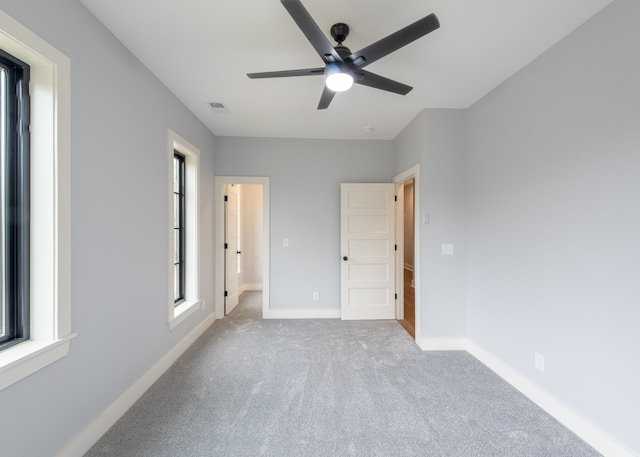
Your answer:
[0,333,77,391]
[169,299,204,330]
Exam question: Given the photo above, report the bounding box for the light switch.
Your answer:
[283,238,289,248]
[422,213,430,224]
[442,243,454,255]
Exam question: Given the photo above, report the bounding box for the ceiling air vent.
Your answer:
[209,102,229,114]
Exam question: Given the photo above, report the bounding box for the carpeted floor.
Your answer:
[85,291,600,456]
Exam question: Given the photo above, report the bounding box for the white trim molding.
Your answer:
[263,308,341,319]
[167,129,202,329]
[214,176,270,319]
[417,337,468,351]
[415,338,636,457]
[393,165,420,342]
[466,341,637,457]
[0,8,74,391]
[239,283,263,294]
[56,312,216,457]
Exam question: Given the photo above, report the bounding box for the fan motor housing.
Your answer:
[334,44,351,59]
[330,23,350,44]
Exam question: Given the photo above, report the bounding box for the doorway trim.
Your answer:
[393,165,420,340]
[215,176,270,319]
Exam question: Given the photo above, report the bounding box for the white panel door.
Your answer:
[341,183,396,320]
[225,184,240,315]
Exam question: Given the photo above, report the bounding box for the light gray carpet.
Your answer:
[86,292,600,457]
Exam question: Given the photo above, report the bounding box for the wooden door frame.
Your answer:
[393,165,420,341]
[215,176,270,319]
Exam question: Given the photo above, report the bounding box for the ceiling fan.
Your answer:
[247,0,440,110]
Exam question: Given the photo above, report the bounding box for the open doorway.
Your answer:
[394,165,420,340]
[215,177,270,319]
[398,179,415,337]
[222,183,265,315]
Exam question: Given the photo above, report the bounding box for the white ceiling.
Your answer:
[80,0,612,140]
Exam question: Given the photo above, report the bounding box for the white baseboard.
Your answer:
[56,312,217,457]
[56,318,634,457]
[465,341,636,457]
[239,283,262,294]
[416,336,469,351]
[263,308,340,319]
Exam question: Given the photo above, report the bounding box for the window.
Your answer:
[167,129,201,328]
[173,152,185,304]
[0,49,30,351]
[0,9,73,391]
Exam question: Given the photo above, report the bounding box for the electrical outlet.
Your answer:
[442,243,454,255]
[535,352,545,372]
[313,291,319,300]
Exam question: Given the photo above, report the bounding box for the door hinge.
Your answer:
[224,290,228,297]
[395,293,398,300]
[224,243,228,249]
[395,244,398,251]
[394,195,398,202]
[224,195,228,202]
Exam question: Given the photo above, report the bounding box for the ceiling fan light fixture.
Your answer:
[325,63,353,92]
[247,0,440,109]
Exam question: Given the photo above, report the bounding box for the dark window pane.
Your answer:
[0,49,30,350]
[173,193,180,228]
[173,157,179,193]
[173,264,180,302]
[173,152,185,304]
[174,229,180,264]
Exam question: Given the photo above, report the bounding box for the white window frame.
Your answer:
[0,9,74,390]
[167,129,202,329]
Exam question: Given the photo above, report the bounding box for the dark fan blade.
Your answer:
[317,85,336,110]
[353,70,413,95]
[247,68,325,79]
[281,0,342,64]
[346,13,439,69]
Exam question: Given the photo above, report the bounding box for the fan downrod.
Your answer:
[330,23,350,44]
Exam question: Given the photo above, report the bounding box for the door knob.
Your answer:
[237,251,242,254]
[343,256,348,261]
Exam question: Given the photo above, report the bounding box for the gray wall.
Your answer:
[466,0,640,452]
[392,2,639,452]
[0,0,216,455]
[1,0,637,455]
[394,110,468,339]
[215,137,393,310]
